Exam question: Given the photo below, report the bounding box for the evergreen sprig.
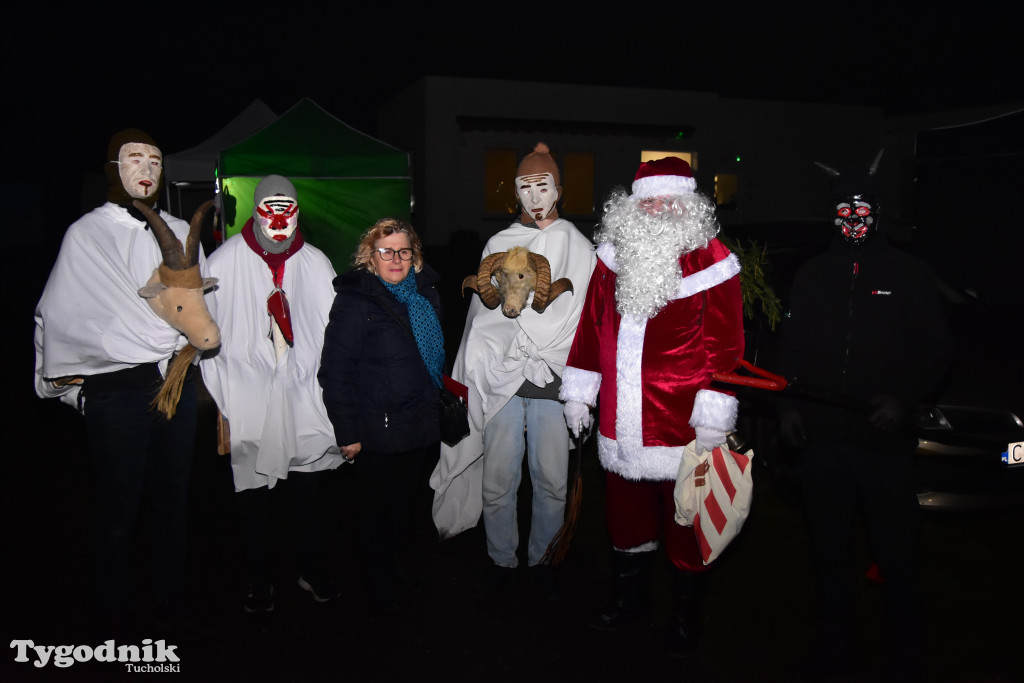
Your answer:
[718,235,783,331]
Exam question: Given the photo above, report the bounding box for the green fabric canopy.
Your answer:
[218,98,410,272]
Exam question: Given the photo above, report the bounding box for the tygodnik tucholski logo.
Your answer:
[11,638,180,672]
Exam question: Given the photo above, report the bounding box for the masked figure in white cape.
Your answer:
[34,129,213,621]
[431,144,595,589]
[201,175,343,612]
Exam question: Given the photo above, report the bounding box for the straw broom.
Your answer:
[542,422,585,566]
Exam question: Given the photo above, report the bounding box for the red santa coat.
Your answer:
[561,238,744,481]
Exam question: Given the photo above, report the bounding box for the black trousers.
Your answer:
[354,444,437,603]
[799,441,922,661]
[85,375,197,611]
[234,469,329,588]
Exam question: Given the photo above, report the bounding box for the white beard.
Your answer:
[597,189,720,319]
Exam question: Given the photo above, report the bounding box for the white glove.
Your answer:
[694,426,727,455]
[563,401,591,438]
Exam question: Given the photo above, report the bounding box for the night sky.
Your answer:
[8,3,1022,243]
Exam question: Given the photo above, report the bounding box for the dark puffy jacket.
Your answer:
[319,265,442,454]
[778,235,953,452]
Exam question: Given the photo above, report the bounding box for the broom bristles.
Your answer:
[151,345,196,420]
[542,475,583,566]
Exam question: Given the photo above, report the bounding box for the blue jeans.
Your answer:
[482,397,568,567]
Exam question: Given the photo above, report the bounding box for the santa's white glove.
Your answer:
[563,401,591,438]
[694,426,727,455]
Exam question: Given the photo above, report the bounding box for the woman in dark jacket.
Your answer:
[319,218,443,611]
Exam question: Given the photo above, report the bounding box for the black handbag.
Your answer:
[438,383,470,447]
[376,294,469,447]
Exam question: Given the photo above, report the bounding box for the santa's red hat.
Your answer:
[631,157,697,199]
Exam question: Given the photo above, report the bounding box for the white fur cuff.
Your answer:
[688,389,738,433]
[560,366,602,406]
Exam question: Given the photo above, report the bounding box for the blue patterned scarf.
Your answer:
[379,270,444,387]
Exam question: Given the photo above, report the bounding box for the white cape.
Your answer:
[34,203,203,409]
[430,219,596,538]
[201,235,343,491]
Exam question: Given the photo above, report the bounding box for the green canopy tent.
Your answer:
[218,98,411,271]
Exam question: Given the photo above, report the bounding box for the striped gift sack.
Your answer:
[673,441,755,565]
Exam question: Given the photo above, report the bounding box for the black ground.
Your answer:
[5,387,1022,683]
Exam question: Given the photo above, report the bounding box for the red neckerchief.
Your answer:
[241,217,305,287]
[242,218,305,345]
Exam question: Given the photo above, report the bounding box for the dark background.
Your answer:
[6,4,1023,681]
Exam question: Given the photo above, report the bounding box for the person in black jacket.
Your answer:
[319,218,444,612]
[778,164,953,681]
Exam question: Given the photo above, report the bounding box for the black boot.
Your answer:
[665,568,708,658]
[589,550,653,631]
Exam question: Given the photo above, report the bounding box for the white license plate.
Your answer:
[1002,441,1024,466]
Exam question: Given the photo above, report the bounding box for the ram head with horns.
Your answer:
[462,246,574,318]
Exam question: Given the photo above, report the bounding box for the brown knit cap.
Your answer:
[515,142,560,185]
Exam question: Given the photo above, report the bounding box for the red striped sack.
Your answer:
[673,441,755,565]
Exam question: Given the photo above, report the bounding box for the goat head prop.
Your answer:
[134,199,220,419]
[462,246,573,318]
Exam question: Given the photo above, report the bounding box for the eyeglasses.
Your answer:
[375,247,414,261]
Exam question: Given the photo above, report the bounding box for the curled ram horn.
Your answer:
[462,251,507,310]
[527,252,574,313]
[462,246,573,318]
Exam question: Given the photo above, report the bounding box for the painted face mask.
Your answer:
[118,142,162,200]
[516,172,558,223]
[834,195,876,245]
[255,195,299,242]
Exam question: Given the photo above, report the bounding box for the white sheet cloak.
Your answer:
[430,219,596,538]
[34,203,206,410]
[200,234,343,492]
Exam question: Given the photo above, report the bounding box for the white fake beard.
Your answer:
[597,189,720,319]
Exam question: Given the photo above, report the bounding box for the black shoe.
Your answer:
[244,583,274,614]
[589,549,652,631]
[529,563,563,602]
[664,622,698,658]
[481,564,518,600]
[298,575,341,603]
[789,643,855,681]
[155,599,216,640]
[589,600,648,631]
[664,568,708,658]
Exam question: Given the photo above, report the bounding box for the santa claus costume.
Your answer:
[560,157,743,655]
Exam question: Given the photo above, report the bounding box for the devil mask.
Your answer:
[834,194,877,245]
[818,149,885,247]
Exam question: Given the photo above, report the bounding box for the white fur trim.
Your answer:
[689,389,738,433]
[672,253,741,300]
[597,245,740,300]
[631,176,697,199]
[598,433,685,481]
[596,241,618,273]
[560,366,601,406]
[614,541,659,553]
[616,314,646,455]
